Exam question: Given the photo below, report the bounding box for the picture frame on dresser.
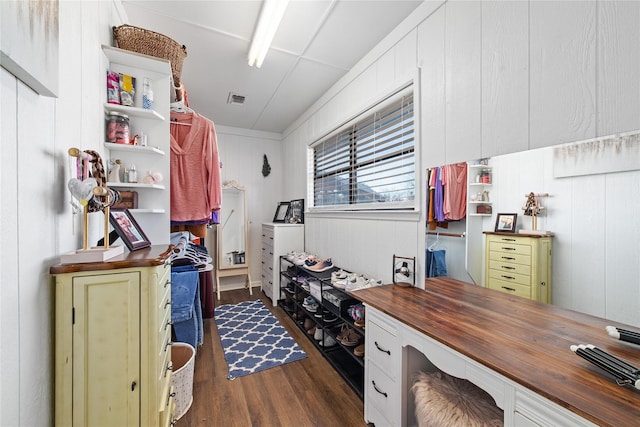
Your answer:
[109,208,151,250]
[495,213,517,233]
[273,202,291,223]
[287,199,304,224]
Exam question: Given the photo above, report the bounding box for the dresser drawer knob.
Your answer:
[372,380,388,398]
[374,341,391,355]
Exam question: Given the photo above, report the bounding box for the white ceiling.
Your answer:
[121,0,423,134]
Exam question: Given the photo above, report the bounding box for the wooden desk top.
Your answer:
[352,278,640,427]
[50,244,173,274]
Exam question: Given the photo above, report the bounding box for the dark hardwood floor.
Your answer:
[175,288,367,427]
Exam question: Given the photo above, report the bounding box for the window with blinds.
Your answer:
[309,88,415,211]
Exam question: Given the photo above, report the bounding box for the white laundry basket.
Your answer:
[171,342,195,420]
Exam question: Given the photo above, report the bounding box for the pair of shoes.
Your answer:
[304,317,315,330]
[319,335,337,347]
[331,269,347,282]
[323,311,339,323]
[307,325,316,336]
[348,303,365,323]
[303,297,318,312]
[292,309,305,320]
[301,283,310,292]
[340,326,362,347]
[314,327,324,341]
[354,343,365,357]
[305,258,334,272]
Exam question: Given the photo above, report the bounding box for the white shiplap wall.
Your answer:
[280,0,640,326]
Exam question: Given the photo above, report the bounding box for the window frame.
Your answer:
[307,83,418,214]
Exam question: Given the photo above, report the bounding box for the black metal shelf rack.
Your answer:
[277,256,365,399]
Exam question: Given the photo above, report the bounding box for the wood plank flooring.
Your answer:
[175,288,367,427]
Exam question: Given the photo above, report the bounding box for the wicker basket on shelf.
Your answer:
[112,24,187,85]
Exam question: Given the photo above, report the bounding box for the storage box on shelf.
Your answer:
[102,45,171,245]
[279,256,365,398]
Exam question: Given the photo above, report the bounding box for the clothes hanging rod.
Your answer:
[426,231,466,238]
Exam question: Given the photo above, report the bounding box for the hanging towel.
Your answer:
[426,249,448,278]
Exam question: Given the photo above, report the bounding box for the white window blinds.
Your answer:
[310,89,415,210]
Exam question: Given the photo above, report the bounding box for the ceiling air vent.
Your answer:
[227,93,246,105]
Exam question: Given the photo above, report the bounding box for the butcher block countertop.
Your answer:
[351,278,640,427]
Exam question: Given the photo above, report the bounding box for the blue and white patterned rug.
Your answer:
[214,299,307,379]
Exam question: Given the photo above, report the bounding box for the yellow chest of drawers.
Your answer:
[484,232,552,303]
[50,246,175,427]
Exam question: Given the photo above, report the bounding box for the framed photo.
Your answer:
[287,199,305,224]
[273,202,291,223]
[109,209,151,250]
[495,213,518,233]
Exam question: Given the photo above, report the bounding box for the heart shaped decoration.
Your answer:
[68,178,97,206]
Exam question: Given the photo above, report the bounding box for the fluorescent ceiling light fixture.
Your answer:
[248,0,289,68]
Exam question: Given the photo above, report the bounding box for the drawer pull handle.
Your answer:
[170,419,178,426]
[501,238,516,242]
[501,286,516,292]
[165,340,173,352]
[269,267,273,271]
[501,266,515,270]
[165,299,172,308]
[165,320,173,330]
[164,279,171,288]
[372,380,388,398]
[166,391,176,406]
[501,275,515,280]
[501,256,515,260]
[165,362,173,377]
[131,381,137,391]
[374,341,391,355]
[501,247,516,251]
[269,237,274,240]
[269,252,273,255]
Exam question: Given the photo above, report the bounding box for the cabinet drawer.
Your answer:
[262,231,275,247]
[489,259,531,275]
[158,337,172,381]
[487,279,531,299]
[368,319,398,374]
[160,383,175,427]
[489,251,531,266]
[366,361,397,423]
[489,241,531,256]
[488,268,530,286]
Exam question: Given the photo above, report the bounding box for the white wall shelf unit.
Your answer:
[102,45,171,245]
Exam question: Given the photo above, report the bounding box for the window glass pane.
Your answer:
[311,88,414,210]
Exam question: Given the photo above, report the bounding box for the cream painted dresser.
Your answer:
[484,231,552,303]
[261,223,304,306]
[50,245,175,427]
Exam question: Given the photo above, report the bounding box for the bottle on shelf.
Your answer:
[129,164,138,183]
[142,78,154,110]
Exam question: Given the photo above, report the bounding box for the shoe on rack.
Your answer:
[341,328,362,347]
[301,283,310,292]
[306,258,334,272]
[304,302,319,312]
[319,335,337,347]
[314,326,324,341]
[335,324,349,343]
[354,343,365,357]
[304,317,314,330]
[323,311,339,323]
[307,325,316,336]
[331,269,347,282]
